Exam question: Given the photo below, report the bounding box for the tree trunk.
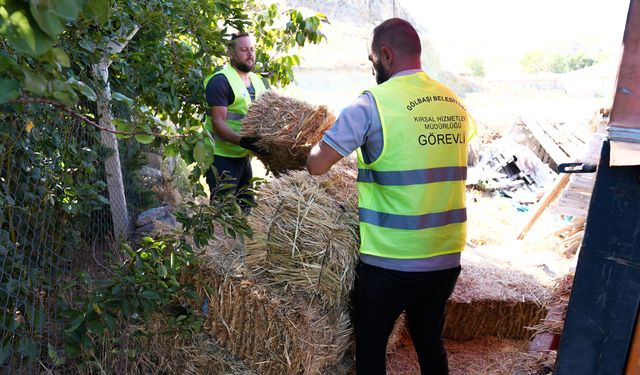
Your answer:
[93,58,129,238]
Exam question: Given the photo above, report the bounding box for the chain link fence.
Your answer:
[0,106,149,373]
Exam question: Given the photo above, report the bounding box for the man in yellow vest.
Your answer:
[204,32,268,202]
[307,18,475,375]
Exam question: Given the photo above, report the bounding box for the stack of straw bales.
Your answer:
[195,159,359,374]
[246,159,359,306]
[240,91,336,175]
[195,257,353,375]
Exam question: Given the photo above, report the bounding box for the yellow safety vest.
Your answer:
[203,65,267,157]
[357,71,475,259]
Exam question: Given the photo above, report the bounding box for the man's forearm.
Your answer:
[211,118,241,144]
[307,140,344,175]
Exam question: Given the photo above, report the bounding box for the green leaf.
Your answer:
[48,47,70,67]
[30,0,65,37]
[80,334,92,351]
[112,92,133,105]
[52,89,77,106]
[85,0,109,25]
[1,1,57,56]
[49,79,77,105]
[68,78,96,101]
[134,133,155,144]
[163,143,179,157]
[47,343,65,366]
[86,319,103,334]
[0,55,20,73]
[158,264,168,278]
[78,38,95,52]
[141,290,160,300]
[64,316,84,334]
[0,79,20,104]
[17,337,40,359]
[22,69,46,95]
[0,344,10,365]
[102,312,116,331]
[193,141,206,167]
[63,342,81,359]
[50,0,84,20]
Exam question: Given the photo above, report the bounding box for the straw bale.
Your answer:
[386,262,549,346]
[245,164,359,307]
[528,272,574,339]
[194,252,353,375]
[441,262,548,341]
[240,91,336,175]
[388,336,554,375]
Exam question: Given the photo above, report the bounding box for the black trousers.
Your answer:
[353,261,461,375]
[205,155,253,203]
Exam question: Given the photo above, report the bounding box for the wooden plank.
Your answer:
[555,197,591,211]
[517,173,570,240]
[552,205,589,218]
[610,0,640,130]
[522,118,571,167]
[561,190,593,203]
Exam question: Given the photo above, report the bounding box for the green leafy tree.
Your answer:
[464,56,485,77]
[1,0,328,180]
[0,0,328,369]
[520,49,546,73]
[520,49,598,74]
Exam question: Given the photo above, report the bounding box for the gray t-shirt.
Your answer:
[322,69,461,272]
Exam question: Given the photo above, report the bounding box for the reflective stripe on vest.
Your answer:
[203,65,267,157]
[357,166,467,185]
[356,71,472,259]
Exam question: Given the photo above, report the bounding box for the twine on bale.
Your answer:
[245,162,359,307]
[240,91,336,175]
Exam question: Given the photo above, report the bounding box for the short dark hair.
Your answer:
[229,32,250,48]
[371,18,421,57]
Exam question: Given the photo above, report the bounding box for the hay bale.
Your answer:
[245,162,359,307]
[528,272,574,353]
[195,252,352,375]
[444,262,548,341]
[240,91,336,175]
[388,336,554,375]
[386,262,548,346]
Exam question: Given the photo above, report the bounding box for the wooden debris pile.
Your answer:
[518,111,607,250]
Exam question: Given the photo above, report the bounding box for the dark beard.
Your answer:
[373,59,391,84]
[233,61,253,73]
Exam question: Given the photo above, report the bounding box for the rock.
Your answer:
[144,152,163,170]
[139,166,163,184]
[136,206,172,227]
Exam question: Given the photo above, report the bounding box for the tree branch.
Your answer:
[13,96,184,138]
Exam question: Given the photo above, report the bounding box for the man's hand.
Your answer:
[239,136,269,155]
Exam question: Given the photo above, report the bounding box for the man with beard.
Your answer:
[306,18,475,375]
[204,32,268,202]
